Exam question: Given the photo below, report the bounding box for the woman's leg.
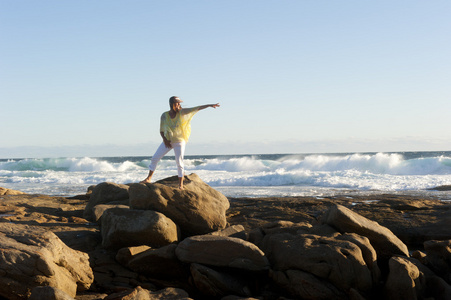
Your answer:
[172,141,186,189]
[140,142,172,183]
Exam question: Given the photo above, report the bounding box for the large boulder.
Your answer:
[384,256,426,300]
[83,182,130,220]
[0,223,93,300]
[129,173,230,236]
[262,232,373,297]
[175,235,270,272]
[404,255,451,300]
[101,207,179,250]
[423,239,451,284]
[321,204,409,259]
[336,233,381,283]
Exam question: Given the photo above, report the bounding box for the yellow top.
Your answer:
[160,107,200,143]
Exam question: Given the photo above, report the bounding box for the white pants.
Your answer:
[149,141,186,177]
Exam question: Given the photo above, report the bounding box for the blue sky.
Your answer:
[1,1,450,158]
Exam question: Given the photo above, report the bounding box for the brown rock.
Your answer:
[270,269,345,300]
[0,186,25,195]
[104,286,150,300]
[190,263,252,297]
[0,223,93,300]
[401,256,451,300]
[83,182,130,220]
[69,216,89,223]
[101,207,179,250]
[248,220,313,247]
[208,224,247,240]
[175,235,269,272]
[428,185,451,191]
[149,287,192,300]
[29,286,75,300]
[262,233,373,295]
[126,244,187,279]
[116,245,151,266]
[348,197,451,246]
[104,286,192,300]
[93,204,129,222]
[337,233,381,283]
[129,173,229,236]
[384,256,426,300]
[424,239,451,284]
[321,204,409,259]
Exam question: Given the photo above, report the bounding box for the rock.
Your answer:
[190,263,252,297]
[347,197,451,247]
[270,269,345,300]
[384,256,426,300]
[248,221,313,247]
[29,286,75,300]
[93,204,129,222]
[175,235,270,272]
[148,287,192,299]
[83,182,130,220]
[126,244,187,279]
[0,223,93,300]
[221,296,261,300]
[401,256,451,300]
[104,286,192,300]
[101,207,179,250]
[423,239,451,284]
[116,245,151,266]
[261,233,373,296]
[411,250,427,261]
[0,186,25,195]
[337,233,381,283]
[103,286,151,300]
[428,185,451,191]
[321,204,410,259]
[69,216,89,224]
[208,224,247,240]
[129,173,229,236]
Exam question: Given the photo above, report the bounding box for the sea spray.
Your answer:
[1,152,451,197]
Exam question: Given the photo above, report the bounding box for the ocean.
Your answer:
[1,151,451,199]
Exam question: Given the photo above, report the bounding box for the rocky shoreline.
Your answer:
[1,175,450,299]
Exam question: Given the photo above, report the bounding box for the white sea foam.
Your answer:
[1,152,451,197]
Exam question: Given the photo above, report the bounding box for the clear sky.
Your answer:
[1,1,450,158]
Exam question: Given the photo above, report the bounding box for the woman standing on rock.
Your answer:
[141,96,220,189]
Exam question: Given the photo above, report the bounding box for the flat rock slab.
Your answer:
[0,193,100,252]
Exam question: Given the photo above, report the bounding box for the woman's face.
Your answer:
[172,102,182,112]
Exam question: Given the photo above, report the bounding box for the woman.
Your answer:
[141,96,220,189]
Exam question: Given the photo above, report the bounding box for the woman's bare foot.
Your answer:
[140,170,154,184]
[178,177,184,190]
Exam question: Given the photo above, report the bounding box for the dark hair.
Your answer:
[169,96,180,105]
